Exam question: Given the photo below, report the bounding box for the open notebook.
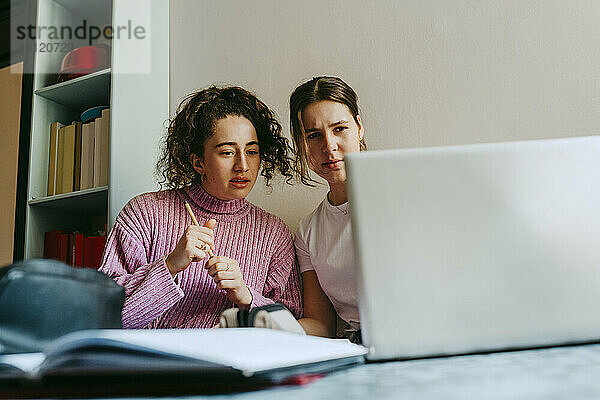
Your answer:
[0,328,366,396]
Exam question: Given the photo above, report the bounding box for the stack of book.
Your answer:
[43,230,107,269]
[47,108,110,196]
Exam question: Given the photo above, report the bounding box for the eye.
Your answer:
[220,150,234,156]
[333,126,348,133]
[306,132,320,140]
[247,149,259,155]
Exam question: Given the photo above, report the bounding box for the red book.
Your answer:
[59,233,69,264]
[74,233,84,267]
[83,236,94,268]
[43,230,62,260]
[68,232,77,266]
[93,235,107,269]
[84,235,107,269]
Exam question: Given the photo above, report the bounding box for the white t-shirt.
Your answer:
[295,198,360,331]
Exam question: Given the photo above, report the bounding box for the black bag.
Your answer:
[0,259,124,353]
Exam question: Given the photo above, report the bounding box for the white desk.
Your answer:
[171,344,600,400]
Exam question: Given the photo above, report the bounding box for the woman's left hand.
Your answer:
[205,256,253,308]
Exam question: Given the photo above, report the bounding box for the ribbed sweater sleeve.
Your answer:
[99,197,184,329]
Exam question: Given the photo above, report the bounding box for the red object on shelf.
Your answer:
[83,235,107,269]
[59,233,69,264]
[74,233,84,267]
[58,45,110,82]
[43,230,63,261]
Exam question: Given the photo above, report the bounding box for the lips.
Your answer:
[322,159,344,170]
[230,176,251,188]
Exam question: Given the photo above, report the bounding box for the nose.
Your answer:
[322,132,338,154]
[234,153,249,172]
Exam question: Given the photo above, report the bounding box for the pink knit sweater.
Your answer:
[99,184,303,329]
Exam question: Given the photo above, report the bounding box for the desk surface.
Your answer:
[100,343,600,400]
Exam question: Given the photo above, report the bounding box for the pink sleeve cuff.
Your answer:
[121,257,185,329]
[248,286,275,309]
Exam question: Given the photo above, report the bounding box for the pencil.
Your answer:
[184,201,214,257]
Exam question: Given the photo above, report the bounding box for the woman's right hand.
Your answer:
[165,219,217,276]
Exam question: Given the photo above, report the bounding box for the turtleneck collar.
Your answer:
[185,184,249,215]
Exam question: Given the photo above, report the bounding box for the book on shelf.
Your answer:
[80,121,95,190]
[43,230,62,261]
[100,108,110,186]
[83,234,107,269]
[58,123,76,194]
[0,328,366,397]
[93,116,102,187]
[93,109,110,188]
[73,121,82,191]
[54,125,66,195]
[70,232,84,267]
[43,231,104,268]
[46,122,63,196]
[53,122,83,195]
[59,233,69,264]
[47,115,101,196]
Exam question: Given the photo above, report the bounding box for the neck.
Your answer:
[200,182,234,202]
[186,183,248,215]
[328,183,348,206]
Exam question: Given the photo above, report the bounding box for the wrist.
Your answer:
[237,286,253,308]
[165,255,177,277]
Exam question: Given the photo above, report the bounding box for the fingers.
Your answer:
[192,235,214,252]
[216,279,240,290]
[213,270,235,283]
[187,224,215,237]
[167,222,218,274]
[203,218,217,230]
[189,250,207,262]
[207,263,231,277]
[203,256,247,301]
[205,256,236,270]
[187,227,215,249]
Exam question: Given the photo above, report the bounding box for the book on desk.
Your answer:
[0,328,366,397]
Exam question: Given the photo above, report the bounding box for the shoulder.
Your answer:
[247,204,297,263]
[247,203,292,237]
[116,189,180,227]
[122,190,177,214]
[246,203,295,254]
[295,198,328,241]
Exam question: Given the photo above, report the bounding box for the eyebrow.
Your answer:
[214,141,259,148]
[304,120,351,133]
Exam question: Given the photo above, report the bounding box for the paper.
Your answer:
[44,328,367,376]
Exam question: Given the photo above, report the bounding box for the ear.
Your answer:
[356,114,364,141]
[190,153,204,175]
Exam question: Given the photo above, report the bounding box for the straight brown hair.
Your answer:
[289,76,366,186]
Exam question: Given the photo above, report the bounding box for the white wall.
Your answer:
[170,0,600,232]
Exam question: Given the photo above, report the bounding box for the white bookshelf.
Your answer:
[24,0,169,259]
[34,68,111,109]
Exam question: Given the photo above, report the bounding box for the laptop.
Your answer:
[345,136,600,361]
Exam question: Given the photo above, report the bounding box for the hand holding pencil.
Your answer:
[182,202,253,307]
[164,202,217,277]
[185,202,215,257]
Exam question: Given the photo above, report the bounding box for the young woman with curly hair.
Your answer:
[100,86,303,329]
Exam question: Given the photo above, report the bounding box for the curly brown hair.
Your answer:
[157,86,295,189]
